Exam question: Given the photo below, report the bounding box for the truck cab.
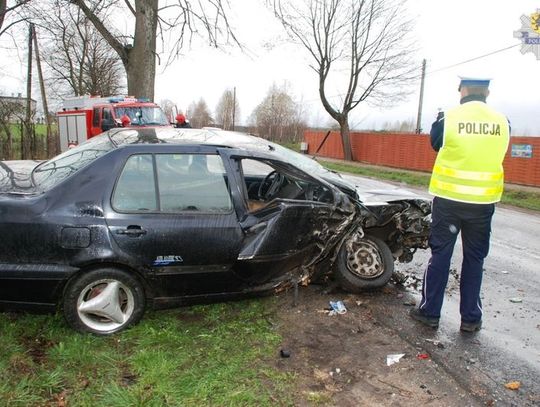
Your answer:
[57,96,170,151]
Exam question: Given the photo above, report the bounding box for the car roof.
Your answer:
[104,127,339,182]
[108,127,278,152]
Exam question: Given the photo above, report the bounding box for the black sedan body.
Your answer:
[0,128,430,334]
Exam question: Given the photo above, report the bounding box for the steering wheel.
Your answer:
[258,170,285,200]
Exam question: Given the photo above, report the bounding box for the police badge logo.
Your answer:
[514,9,540,59]
[532,11,540,34]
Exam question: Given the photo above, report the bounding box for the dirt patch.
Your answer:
[176,310,205,324]
[271,284,482,406]
[21,335,55,365]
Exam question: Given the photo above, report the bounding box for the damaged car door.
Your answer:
[223,154,358,286]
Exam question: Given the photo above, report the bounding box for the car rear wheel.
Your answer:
[63,268,145,335]
[335,234,394,292]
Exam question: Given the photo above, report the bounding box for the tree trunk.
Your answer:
[126,0,158,100]
[339,116,353,161]
[72,0,158,100]
[23,23,33,160]
[32,25,55,157]
[0,124,12,159]
[0,1,6,33]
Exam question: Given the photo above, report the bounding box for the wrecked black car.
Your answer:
[0,128,430,334]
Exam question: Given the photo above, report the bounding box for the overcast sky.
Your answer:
[1,0,539,135]
[155,0,540,135]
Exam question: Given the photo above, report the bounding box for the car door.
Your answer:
[223,153,356,286]
[104,148,246,298]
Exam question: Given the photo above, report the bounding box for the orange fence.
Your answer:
[304,131,540,188]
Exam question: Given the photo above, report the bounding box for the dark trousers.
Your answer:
[419,197,495,323]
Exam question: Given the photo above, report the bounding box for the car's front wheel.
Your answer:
[335,234,394,292]
[63,268,146,335]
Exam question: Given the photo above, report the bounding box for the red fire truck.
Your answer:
[57,95,171,151]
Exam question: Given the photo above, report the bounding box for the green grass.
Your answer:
[502,189,540,211]
[0,299,294,406]
[320,160,540,212]
[279,141,301,152]
[1,123,52,139]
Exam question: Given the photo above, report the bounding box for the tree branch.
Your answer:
[123,0,135,16]
[69,0,128,64]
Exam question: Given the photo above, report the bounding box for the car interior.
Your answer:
[238,158,334,212]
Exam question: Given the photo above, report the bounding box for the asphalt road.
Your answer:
[343,174,540,406]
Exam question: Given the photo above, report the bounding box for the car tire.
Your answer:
[63,268,146,335]
[335,234,394,292]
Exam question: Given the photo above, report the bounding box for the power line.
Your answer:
[288,43,522,105]
[425,43,520,76]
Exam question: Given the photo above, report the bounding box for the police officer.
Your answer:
[410,77,510,332]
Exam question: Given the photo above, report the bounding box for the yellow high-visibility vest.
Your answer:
[429,101,510,204]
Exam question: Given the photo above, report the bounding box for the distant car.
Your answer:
[0,128,430,334]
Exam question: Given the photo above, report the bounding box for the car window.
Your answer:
[112,154,157,211]
[103,108,112,121]
[112,153,232,213]
[32,135,115,191]
[92,107,100,127]
[240,158,334,211]
[241,159,274,176]
[114,107,169,126]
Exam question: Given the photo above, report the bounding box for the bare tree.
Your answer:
[0,96,26,159]
[188,98,213,128]
[159,98,176,123]
[271,0,416,160]
[70,0,240,101]
[215,88,239,130]
[26,1,124,99]
[250,83,306,142]
[0,0,30,37]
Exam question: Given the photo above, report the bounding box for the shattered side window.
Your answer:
[242,159,275,177]
[240,158,334,211]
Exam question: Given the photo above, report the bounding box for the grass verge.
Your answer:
[0,299,293,406]
[2,123,53,138]
[320,160,540,212]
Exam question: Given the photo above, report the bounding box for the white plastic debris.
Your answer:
[386,354,405,366]
[329,300,347,315]
[500,270,509,274]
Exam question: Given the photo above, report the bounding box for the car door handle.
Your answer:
[116,226,147,237]
[246,222,267,234]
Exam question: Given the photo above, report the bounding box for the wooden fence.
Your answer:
[304,131,540,188]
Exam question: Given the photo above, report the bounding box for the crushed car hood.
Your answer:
[356,187,428,206]
[0,160,41,194]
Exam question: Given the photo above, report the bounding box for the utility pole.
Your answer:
[33,25,54,157]
[232,86,236,131]
[415,59,426,134]
[23,23,34,159]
